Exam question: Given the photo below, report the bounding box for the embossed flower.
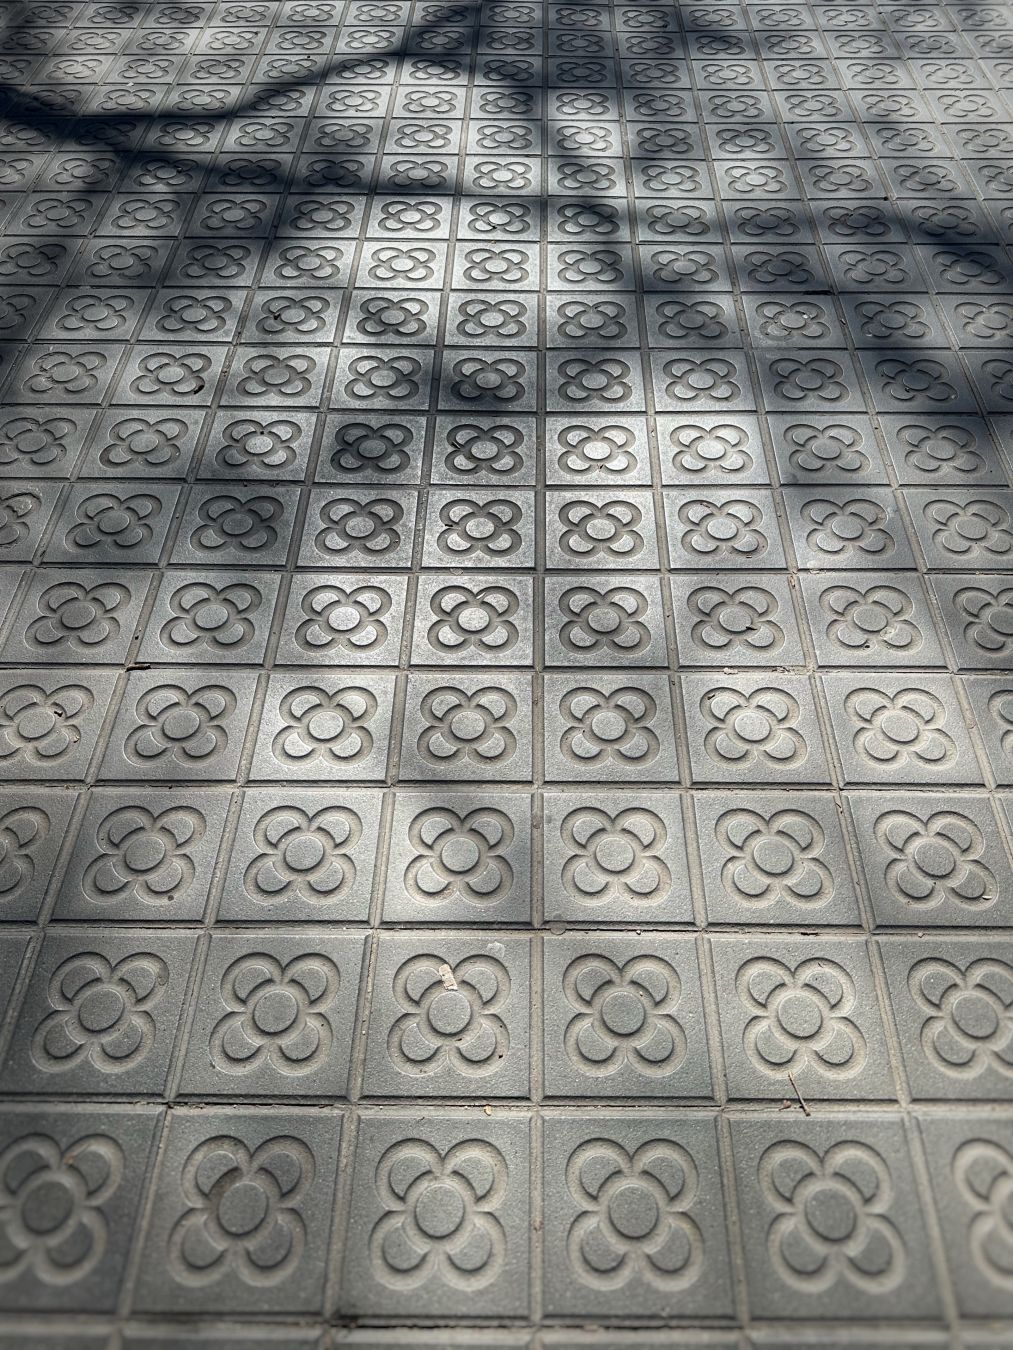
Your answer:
[557,423,638,477]
[245,805,361,904]
[405,806,514,906]
[899,424,984,478]
[191,495,280,553]
[389,954,510,1075]
[83,805,202,908]
[663,357,740,404]
[559,799,669,907]
[559,585,649,657]
[0,684,91,764]
[567,1140,702,1290]
[346,354,421,401]
[717,808,832,909]
[925,498,1013,561]
[954,586,1013,655]
[28,582,128,653]
[676,497,766,559]
[444,422,522,477]
[668,423,751,476]
[168,1137,313,1286]
[874,357,957,405]
[296,584,391,655]
[821,584,921,655]
[132,351,211,398]
[558,500,643,562]
[0,806,48,901]
[161,582,260,653]
[370,1140,506,1289]
[273,686,375,767]
[738,957,867,1079]
[450,356,526,404]
[760,1141,905,1291]
[845,688,955,770]
[126,684,235,766]
[688,584,783,654]
[877,810,994,908]
[25,350,106,397]
[563,954,684,1076]
[417,687,516,767]
[701,687,807,769]
[210,954,339,1076]
[559,689,659,770]
[0,1135,122,1285]
[31,952,168,1074]
[910,957,1013,1077]
[427,583,519,656]
[803,497,894,559]
[558,356,632,404]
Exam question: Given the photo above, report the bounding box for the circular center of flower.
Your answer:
[282,833,325,873]
[439,836,480,874]
[416,1182,465,1239]
[428,989,472,1037]
[22,1180,74,1236]
[950,991,1000,1041]
[218,1181,269,1237]
[777,991,822,1040]
[124,834,167,874]
[77,986,125,1035]
[601,989,647,1038]
[252,987,300,1036]
[804,1184,857,1244]
[609,1182,658,1240]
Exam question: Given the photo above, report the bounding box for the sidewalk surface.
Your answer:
[0,0,1011,1346]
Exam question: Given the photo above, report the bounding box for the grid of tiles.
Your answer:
[0,0,1012,1346]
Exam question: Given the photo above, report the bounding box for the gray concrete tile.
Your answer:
[412,575,534,668]
[3,929,198,1094]
[542,790,691,924]
[134,1108,341,1313]
[798,572,947,668]
[277,573,409,667]
[664,489,786,569]
[341,1112,530,1318]
[542,1114,733,1317]
[905,488,1013,570]
[400,673,532,784]
[138,571,282,666]
[0,1105,160,1311]
[821,673,983,787]
[543,934,711,1098]
[711,935,896,1100]
[82,409,206,479]
[3,568,151,665]
[250,672,394,783]
[219,787,381,923]
[0,669,117,780]
[543,675,679,785]
[669,573,805,667]
[730,1114,941,1320]
[658,414,768,486]
[848,792,1013,928]
[962,675,1013,785]
[694,790,861,927]
[363,933,530,1097]
[179,931,365,1097]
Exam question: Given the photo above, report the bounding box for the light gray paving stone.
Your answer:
[657,413,769,487]
[2,928,198,1095]
[542,790,691,925]
[0,480,63,563]
[411,575,534,668]
[0,669,117,781]
[543,934,711,1098]
[54,787,231,923]
[277,573,409,666]
[931,573,1013,669]
[847,792,1013,929]
[98,668,258,782]
[766,413,890,486]
[878,937,1013,1099]
[542,1114,733,1317]
[399,672,532,784]
[798,571,947,668]
[169,484,300,568]
[250,671,394,783]
[669,573,805,667]
[919,1116,1013,1318]
[178,931,366,1098]
[133,1108,341,1314]
[219,787,381,923]
[423,489,535,570]
[730,1114,941,1321]
[44,484,180,567]
[544,574,668,668]
[682,673,831,786]
[0,1105,161,1312]
[962,675,1013,785]
[0,787,78,922]
[663,489,786,569]
[363,933,530,1098]
[822,673,984,787]
[81,409,206,479]
[694,790,861,927]
[711,935,896,1100]
[543,674,679,786]
[341,1113,531,1318]
[781,487,917,570]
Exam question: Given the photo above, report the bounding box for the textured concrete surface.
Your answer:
[0,0,1012,1346]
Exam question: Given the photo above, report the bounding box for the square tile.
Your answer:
[799,572,946,667]
[3,568,152,664]
[878,937,1013,1098]
[546,415,652,486]
[545,490,659,570]
[0,481,62,562]
[54,787,231,922]
[822,673,983,786]
[319,414,428,484]
[411,575,534,667]
[0,407,93,479]
[0,1106,160,1311]
[848,792,1013,927]
[44,483,180,566]
[362,933,531,1097]
[669,573,804,666]
[138,571,281,666]
[932,574,1013,669]
[782,487,917,569]
[399,673,532,783]
[962,675,1013,784]
[3,929,198,1094]
[658,414,767,486]
[112,345,228,406]
[422,490,534,569]
[250,672,393,783]
[651,350,755,413]
[730,1115,940,1319]
[542,790,691,923]
[664,489,786,568]
[82,409,206,479]
[178,932,366,1097]
[543,934,711,1097]
[682,673,831,786]
[219,787,382,922]
[767,414,889,486]
[298,488,418,568]
[382,791,531,925]
[134,1108,341,1313]
[543,675,679,785]
[880,415,1009,487]
[544,574,668,667]
[0,670,117,780]
[905,488,1013,569]
[695,790,862,926]
[542,1114,733,1316]
[711,935,895,1099]
[919,1117,1013,1316]
[99,669,257,782]
[341,1113,530,1317]
[0,788,78,922]
[169,485,300,567]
